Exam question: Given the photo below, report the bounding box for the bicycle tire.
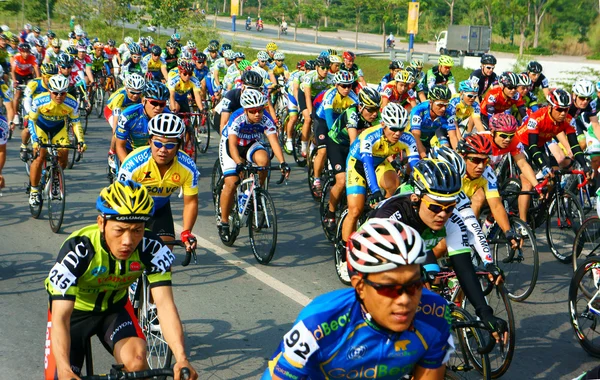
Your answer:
[320,177,346,243]
[492,217,539,302]
[48,165,66,233]
[333,207,351,286]
[249,189,278,264]
[447,305,492,380]
[214,178,240,246]
[210,158,222,204]
[307,148,320,201]
[136,275,173,373]
[573,217,600,272]
[292,122,307,167]
[459,283,516,378]
[96,87,105,118]
[569,256,600,357]
[67,129,78,170]
[29,179,44,219]
[546,190,584,263]
[196,112,210,154]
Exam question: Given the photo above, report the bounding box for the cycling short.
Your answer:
[0,116,8,145]
[346,156,394,196]
[31,124,70,146]
[219,136,265,177]
[326,139,349,175]
[297,88,308,114]
[148,71,164,82]
[15,73,34,86]
[146,201,175,238]
[175,98,191,114]
[287,91,298,115]
[44,299,144,379]
[314,115,328,149]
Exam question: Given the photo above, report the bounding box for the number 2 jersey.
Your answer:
[262,288,452,380]
[44,225,174,312]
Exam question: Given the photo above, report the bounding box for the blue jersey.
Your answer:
[222,108,277,146]
[315,87,359,127]
[262,288,452,380]
[115,103,171,151]
[194,66,209,82]
[409,101,454,140]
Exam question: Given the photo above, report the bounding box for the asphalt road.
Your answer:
[0,111,599,379]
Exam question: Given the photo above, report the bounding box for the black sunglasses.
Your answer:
[338,84,352,89]
[362,276,424,298]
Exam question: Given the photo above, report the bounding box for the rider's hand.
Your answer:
[171,102,180,112]
[368,191,384,208]
[279,162,291,178]
[534,182,545,195]
[504,229,520,250]
[482,314,509,344]
[181,230,197,251]
[173,358,198,380]
[235,162,247,174]
[78,142,87,153]
[484,262,504,286]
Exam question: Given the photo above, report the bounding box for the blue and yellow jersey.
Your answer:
[141,54,166,73]
[446,96,481,125]
[116,103,172,151]
[462,165,500,200]
[409,101,454,139]
[105,87,140,113]
[167,74,202,101]
[315,87,358,127]
[262,288,452,380]
[117,146,199,209]
[0,79,13,103]
[23,77,49,113]
[27,93,83,142]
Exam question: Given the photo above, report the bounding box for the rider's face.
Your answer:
[97,218,146,260]
[416,194,456,231]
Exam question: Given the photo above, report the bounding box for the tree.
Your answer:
[25,0,54,24]
[98,0,134,28]
[263,0,301,41]
[300,0,326,43]
[444,0,456,25]
[56,0,90,28]
[367,0,397,51]
[530,0,552,48]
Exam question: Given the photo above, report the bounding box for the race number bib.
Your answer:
[48,262,77,296]
[283,321,319,365]
[151,245,176,274]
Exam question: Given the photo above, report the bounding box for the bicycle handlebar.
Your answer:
[242,165,288,185]
[79,366,190,379]
[168,239,197,267]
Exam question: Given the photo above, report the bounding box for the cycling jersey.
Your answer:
[103,87,141,121]
[44,49,62,64]
[90,53,107,72]
[523,71,549,93]
[103,46,119,60]
[480,86,524,116]
[12,53,37,76]
[426,67,455,92]
[269,64,289,78]
[141,54,166,74]
[483,133,525,167]
[121,58,143,77]
[115,103,171,151]
[341,62,364,79]
[161,51,180,72]
[167,74,201,101]
[23,77,49,114]
[468,69,497,98]
[262,287,451,380]
[377,73,394,92]
[74,56,92,72]
[118,146,199,209]
[328,106,378,146]
[569,101,599,137]
[300,70,335,98]
[211,57,229,82]
[462,165,500,199]
[222,107,277,146]
[194,66,209,82]
[44,224,173,313]
[446,96,481,126]
[409,101,454,142]
[381,81,416,108]
[315,87,358,127]
[27,93,84,143]
[0,80,13,103]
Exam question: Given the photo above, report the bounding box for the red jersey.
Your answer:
[516,106,576,147]
[12,53,37,76]
[381,81,416,109]
[480,86,524,116]
[73,55,92,72]
[103,46,119,60]
[483,132,524,167]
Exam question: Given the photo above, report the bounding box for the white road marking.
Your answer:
[175,222,312,307]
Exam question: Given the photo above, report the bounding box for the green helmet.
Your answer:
[438,55,454,67]
[428,85,451,101]
[238,59,251,71]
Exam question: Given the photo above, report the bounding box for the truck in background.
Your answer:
[435,25,492,57]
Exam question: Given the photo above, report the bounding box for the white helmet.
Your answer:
[186,40,196,48]
[146,36,154,44]
[180,50,192,60]
[0,25,9,32]
[333,70,354,85]
[273,52,285,60]
[348,218,426,275]
[257,51,269,61]
[252,66,269,81]
[148,113,185,139]
[125,73,145,91]
[222,49,235,60]
[48,75,69,93]
[381,103,409,130]
[572,78,595,98]
[241,88,267,109]
[124,36,134,45]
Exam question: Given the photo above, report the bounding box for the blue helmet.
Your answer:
[143,81,170,101]
[318,50,330,59]
[459,78,479,93]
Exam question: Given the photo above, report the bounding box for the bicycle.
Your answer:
[75,80,91,134]
[79,365,190,380]
[66,118,81,170]
[568,255,600,358]
[213,165,286,264]
[26,143,78,233]
[573,216,600,272]
[319,176,347,243]
[177,112,201,162]
[178,110,209,162]
[90,71,107,119]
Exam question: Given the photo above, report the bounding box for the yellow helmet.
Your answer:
[96,180,155,222]
[266,42,278,52]
[394,70,415,84]
[329,55,342,64]
[438,55,454,67]
[412,159,462,201]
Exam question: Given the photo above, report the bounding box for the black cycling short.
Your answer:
[297,88,308,113]
[15,73,34,85]
[314,115,329,149]
[176,98,191,115]
[326,139,349,175]
[146,201,175,238]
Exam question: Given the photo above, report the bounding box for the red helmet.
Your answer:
[489,113,518,133]
[343,51,355,61]
[546,88,572,108]
[456,133,492,155]
[296,60,306,69]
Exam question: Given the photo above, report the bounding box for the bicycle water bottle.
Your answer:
[40,169,47,188]
[238,189,249,211]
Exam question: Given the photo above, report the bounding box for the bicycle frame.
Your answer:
[237,172,270,229]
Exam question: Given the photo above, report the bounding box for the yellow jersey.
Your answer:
[27,93,84,143]
[462,165,500,199]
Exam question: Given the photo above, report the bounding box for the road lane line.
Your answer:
[175,222,312,307]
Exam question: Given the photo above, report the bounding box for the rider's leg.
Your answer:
[342,194,366,243]
[518,176,534,224]
[378,162,400,197]
[470,187,486,218]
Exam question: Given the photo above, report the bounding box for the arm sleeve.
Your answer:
[449,253,495,322]
[456,193,493,264]
[568,131,590,170]
[359,132,380,195]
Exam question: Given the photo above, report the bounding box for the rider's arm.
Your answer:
[304,84,313,115]
[525,123,551,169]
[192,88,204,111]
[358,131,381,195]
[114,115,130,164]
[513,152,539,187]
[50,299,78,379]
[456,192,493,264]
[488,196,512,233]
[182,194,198,233]
[567,131,591,171]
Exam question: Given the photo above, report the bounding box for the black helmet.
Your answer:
[221,43,232,52]
[304,60,316,71]
[315,56,330,68]
[411,159,462,201]
[195,52,207,62]
[480,54,497,65]
[143,81,170,100]
[358,87,381,108]
[57,53,74,67]
[527,61,543,74]
[209,39,219,48]
[428,85,451,101]
[166,39,178,49]
[151,45,162,56]
[241,70,264,88]
[389,60,403,70]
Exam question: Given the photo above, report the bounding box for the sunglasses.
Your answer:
[578,96,592,101]
[275,59,283,62]
[466,156,490,165]
[131,55,141,59]
[338,84,352,89]
[225,59,233,62]
[555,106,569,113]
[389,125,406,133]
[246,107,264,114]
[147,99,166,108]
[128,90,142,95]
[441,65,452,70]
[496,132,515,139]
[59,66,71,69]
[364,106,379,113]
[433,102,449,108]
[181,71,192,77]
[505,85,517,90]
[484,65,495,70]
[259,60,267,64]
[465,93,477,99]
[51,91,67,96]
[318,66,329,70]
[152,140,178,150]
[421,197,457,214]
[362,276,424,298]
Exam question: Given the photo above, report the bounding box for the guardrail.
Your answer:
[356,50,465,67]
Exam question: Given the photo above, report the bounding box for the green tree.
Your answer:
[25,0,55,24]
[262,0,301,41]
[300,0,326,43]
[55,0,90,28]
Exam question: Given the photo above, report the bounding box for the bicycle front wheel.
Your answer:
[573,217,600,272]
[569,256,600,357]
[492,217,539,302]
[196,113,210,154]
[47,165,66,233]
[95,87,105,118]
[249,189,278,264]
[292,122,307,167]
[547,190,584,263]
[67,128,77,170]
[210,158,222,204]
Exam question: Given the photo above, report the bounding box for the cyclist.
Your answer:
[103,39,121,84]
[380,69,417,110]
[120,43,143,80]
[210,49,235,98]
[446,78,484,137]
[74,44,94,86]
[43,180,198,380]
[480,71,526,128]
[26,25,42,47]
[262,218,451,380]
[323,88,381,232]
[0,33,10,74]
[163,39,181,72]
[283,60,308,153]
[468,54,498,100]
[141,45,168,82]
[328,54,342,74]
[118,114,199,248]
[90,41,108,84]
[252,50,271,72]
[341,103,419,250]
[216,70,265,132]
[217,89,290,242]
[0,65,14,189]
[193,52,209,83]
[524,60,550,98]
[409,85,456,157]
[516,88,592,176]
[340,51,366,90]
[312,70,358,197]
[27,75,86,206]
[265,42,278,62]
[43,39,62,64]
[11,43,39,126]
[268,52,289,86]
[512,73,539,123]
[426,55,456,95]
[408,59,427,101]
[570,78,600,152]
[115,80,170,164]
[377,60,403,92]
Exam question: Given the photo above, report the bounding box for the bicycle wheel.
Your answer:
[47,165,66,233]
[320,177,346,243]
[66,128,77,170]
[29,176,44,219]
[573,217,600,272]
[210,158,222,204]
[292,122,307,167]
[196,113,210,154]
[137,275,173,372]
[214,179,240,246]
[460,282,516,378]
[492,217,539,302]
[446,306,492,380]
[307,148,321,201]
[546,190,584,263]
[569,256,600,357]
[96,87,105,118]
[249,189,278,264]
[333,207,351,286]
